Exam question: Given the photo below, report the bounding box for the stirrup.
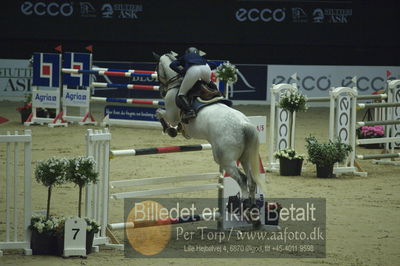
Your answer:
[181,110,196,123]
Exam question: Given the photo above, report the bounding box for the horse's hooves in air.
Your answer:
[166,127,178,138]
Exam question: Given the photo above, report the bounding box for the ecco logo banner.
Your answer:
[235,8,286,23]
[21,1,74,16]
[268,65,400,100]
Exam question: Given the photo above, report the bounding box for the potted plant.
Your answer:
[278,87,308,148]
[356,125,384,149]
[16,93,32,124]
[34,157,68,220]
[84,217,100,254]
[274,148,304,176]
[65,156,99,218]
[31,157,67,255]
[305,136,353,178]
[279,87,308,114]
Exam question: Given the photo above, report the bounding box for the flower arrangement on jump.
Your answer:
[356,125,384,139]
[215,61,238,84]
[279,87,308,113]
[274,148,305,160]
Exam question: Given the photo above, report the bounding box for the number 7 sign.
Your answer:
[63,218,87,257]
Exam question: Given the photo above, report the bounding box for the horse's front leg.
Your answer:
[156,108,177,137]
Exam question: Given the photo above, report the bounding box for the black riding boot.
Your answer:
[208,81,219,91]
[177,95,196,122]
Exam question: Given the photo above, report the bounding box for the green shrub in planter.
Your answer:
[305,136,352,177]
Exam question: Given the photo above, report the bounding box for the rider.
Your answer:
[169,47,216,121]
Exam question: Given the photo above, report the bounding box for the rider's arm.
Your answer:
[207,60,217,70]
[169,60,185,75]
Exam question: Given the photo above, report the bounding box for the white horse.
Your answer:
[153,52,268,209]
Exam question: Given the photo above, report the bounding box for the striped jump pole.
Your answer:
[91,82,159,91]
[306,93,388,103]
[92,67,157,75]
[357,136,400,145]
[111,144,212,158]
[357,120,400,127]
[108,212,220,230]
[357,102,400,110]
[62,68,158,79]
[356,153,400,160]
[91,96,164,106]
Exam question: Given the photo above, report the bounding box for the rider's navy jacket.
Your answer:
[169,53,216,75]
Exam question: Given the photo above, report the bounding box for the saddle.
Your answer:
[176,81,232,115]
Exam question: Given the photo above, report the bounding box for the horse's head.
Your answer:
[153,52,181,97]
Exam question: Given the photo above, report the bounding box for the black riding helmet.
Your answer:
[185,47,199,55]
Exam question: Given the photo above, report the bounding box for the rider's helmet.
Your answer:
[185,47,199,55]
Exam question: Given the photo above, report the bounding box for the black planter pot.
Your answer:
[316,164,334,178]
[279,157,303,176]
[31,230,59,255]
[86,231,95,254]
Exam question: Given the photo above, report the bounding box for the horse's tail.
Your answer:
[242,123,268,196]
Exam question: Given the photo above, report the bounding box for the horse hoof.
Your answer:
[166,127,178,138]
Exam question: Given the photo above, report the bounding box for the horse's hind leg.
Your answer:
[220,162,249,199]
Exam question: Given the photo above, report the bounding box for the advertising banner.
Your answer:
[0,59,32,100]
[105,105,158,121]
[268,65,400,103]
[4,0,357,46]
[227,64,268,102]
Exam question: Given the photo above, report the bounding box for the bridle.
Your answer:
[155,53,181,97]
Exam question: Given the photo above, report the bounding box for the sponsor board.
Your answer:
[268,65,400,104]
[105,105,158,121]
[0,59,32,100]
[63,88,90,107]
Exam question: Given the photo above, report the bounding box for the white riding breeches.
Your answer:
[178,64,211,96]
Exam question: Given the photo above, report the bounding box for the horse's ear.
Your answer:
[199,50,206,57]
[152,52,161,60]
[170,51,178,57]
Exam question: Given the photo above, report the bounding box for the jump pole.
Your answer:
[92,67,157,74]
[91,82,159,91]
[109,212,220,231]
[62,68,158,79]
[91,97,164,107]
[355,79,400,168]
[110,144,212,158]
